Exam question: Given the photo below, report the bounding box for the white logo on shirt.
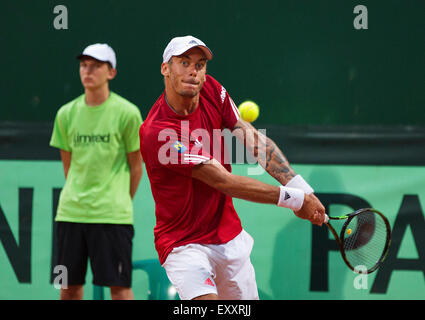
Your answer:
[220,86,227,104]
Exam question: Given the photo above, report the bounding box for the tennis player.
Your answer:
[139,35,326,300]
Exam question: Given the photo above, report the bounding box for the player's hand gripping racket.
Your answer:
[324,208,391,274]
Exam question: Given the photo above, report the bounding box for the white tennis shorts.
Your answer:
[162,229,259,300]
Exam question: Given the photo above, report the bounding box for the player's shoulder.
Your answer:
[140,106,181,144]
[202,74,227,104]
[140,93,169,129]
[204,74,223,91]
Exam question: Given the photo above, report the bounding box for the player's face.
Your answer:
[79,58,116,90]
[162,47,207,97]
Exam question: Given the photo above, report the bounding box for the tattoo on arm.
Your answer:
[264,138,295,182]
[233,123,295,184]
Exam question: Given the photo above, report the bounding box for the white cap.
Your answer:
[77,43,117,68]
[162,35,213,63]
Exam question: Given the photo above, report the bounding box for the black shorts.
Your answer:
[55,222,134,287]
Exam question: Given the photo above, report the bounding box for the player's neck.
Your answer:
[84,84,110,107]
[165,88,199,116]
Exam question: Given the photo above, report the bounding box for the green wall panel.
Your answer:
[1,161,424,299]
[1,0,424,125]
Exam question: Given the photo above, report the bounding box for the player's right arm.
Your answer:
[232,118,296,185]
[203,79,325,224]
[192,159,324,226]
[231,118,326,222]
[60,149,71,179]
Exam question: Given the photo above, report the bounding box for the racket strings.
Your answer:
[343,211,388,271]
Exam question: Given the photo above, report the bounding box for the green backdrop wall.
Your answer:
[1,161,425,300]
[1,0,424,125]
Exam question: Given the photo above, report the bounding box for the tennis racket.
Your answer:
[324,208,391,274]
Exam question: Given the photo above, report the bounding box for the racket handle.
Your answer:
[324,214,329,223]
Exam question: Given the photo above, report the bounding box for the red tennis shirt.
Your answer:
[139,75,243,265]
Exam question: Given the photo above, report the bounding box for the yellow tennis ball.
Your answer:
[238,100,259,123]
[347,228,352,235]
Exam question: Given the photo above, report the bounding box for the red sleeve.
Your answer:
[207,76,241,130]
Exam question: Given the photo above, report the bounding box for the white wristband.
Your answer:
[286,175,314,195]
[277,186,304,211]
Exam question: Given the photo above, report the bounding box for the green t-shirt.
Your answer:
[50,92,143,224]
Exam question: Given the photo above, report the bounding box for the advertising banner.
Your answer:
[0,161,424,299]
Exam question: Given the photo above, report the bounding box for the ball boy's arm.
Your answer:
[60,149,71,179]
[127,150,143,200]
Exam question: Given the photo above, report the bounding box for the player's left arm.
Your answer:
[127,150,143,199]
[231,119,325,221]
[231,118,296,185]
